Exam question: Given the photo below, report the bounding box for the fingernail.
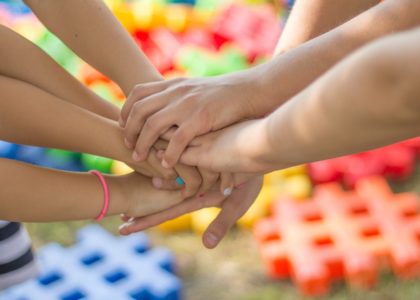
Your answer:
[152,177,163,188]
[156,150,164,160]
[119,223,130,234]
[205,232,219,248]
[162,159,171,169]
[132,151,140,161]
[175,177,185,186]
[124,138,132,149]
[223,187,233,197]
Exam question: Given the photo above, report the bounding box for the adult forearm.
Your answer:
[24,0,162,95]
[276,0,379,54]
[0,158,127,222]
[262,30,420,171]
[255,0,420,115]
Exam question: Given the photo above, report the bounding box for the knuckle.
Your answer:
[144,116,158,131]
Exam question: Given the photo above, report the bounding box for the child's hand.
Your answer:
[111,172,184,218]
[120,72,264,169]
[119,176,263,249]
[179,119,274,174]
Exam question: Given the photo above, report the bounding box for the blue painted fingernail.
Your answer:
[175,177,185,186]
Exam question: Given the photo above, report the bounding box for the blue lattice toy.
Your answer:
[0,225,182,300]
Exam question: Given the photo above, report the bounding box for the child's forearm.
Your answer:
[254,0,420,116]
[0,158,127,222]
[24,0,162,95]
[0,25,119,121]
[260,30,420,170]
[0,76,136,166]
[276,0,379,54]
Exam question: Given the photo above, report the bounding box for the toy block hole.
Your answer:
[304,212,323,223]
[134,243,149,254]
[38,271,63,286]
[314,236,334,247]
[129,287,149,300]
[80,252,104,266]
[350,205,369,216]
[401,209,417,219]
[104,268,129,284]
[361,227,380,238]
[60,289,86,300]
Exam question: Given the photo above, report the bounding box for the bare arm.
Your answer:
[23,0,162,95]
[275,0,379,54]
[179,29,420,173]
[119,0,420,168]
[0,25,119,120]
[0,158,184,222]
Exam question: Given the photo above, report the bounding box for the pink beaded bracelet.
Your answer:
[89,170,110,222]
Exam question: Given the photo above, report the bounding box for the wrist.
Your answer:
[244,64,281,117]
[104,175,130,216]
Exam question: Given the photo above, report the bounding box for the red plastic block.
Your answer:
[212,4,281,60]
[308,138,419,187]
[134,28,182,73]
[254,176,420,296]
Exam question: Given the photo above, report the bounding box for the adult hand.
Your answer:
[179,119,275,174]
[119,176,263,249]
[120,71,265,169]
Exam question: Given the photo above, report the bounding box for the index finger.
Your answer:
[120,81,166,126]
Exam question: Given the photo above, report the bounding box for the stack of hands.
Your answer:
[117,73,268,249]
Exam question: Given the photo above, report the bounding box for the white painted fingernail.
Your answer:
[223,187,233,197]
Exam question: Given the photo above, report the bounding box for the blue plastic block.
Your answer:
[14,146,46,165]
[0,225,183,300]
[0,141,19,159]
[167,0,196,6]
[0,0,31,15]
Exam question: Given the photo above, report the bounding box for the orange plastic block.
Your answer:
[254,176,420,296]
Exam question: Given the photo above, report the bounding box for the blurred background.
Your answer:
[1,0,420,299]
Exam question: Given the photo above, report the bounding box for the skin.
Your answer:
[119,0,420,169]
[22,0,221,197]
[0,158,183,222]
[177,29,420,174]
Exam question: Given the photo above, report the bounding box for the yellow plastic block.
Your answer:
[111,161,133,175]
[282,174,312,200]
[158,214,192,233]
[112,3,137,33]
[132,1,166,31]
[191,207,220,235]
[237,186,273,228]
[165,5,193,33]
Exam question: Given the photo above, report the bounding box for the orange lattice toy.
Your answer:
[254,176,420,296]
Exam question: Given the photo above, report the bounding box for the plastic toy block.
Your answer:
[137,28,182,73]
[191,207,220,234]
[254,176,420,296]
[212,4,281,60]
[0,141,19,159]
[176,45,249,76]
[81,154,113,173]
[165,5,194,33]
[111,160,133,175]
[158,214,192,233]
[131,0,166,31]
[308,139,419,187]
[167,0,196,6]
[0,225,182,300]
[182,28,216,50]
